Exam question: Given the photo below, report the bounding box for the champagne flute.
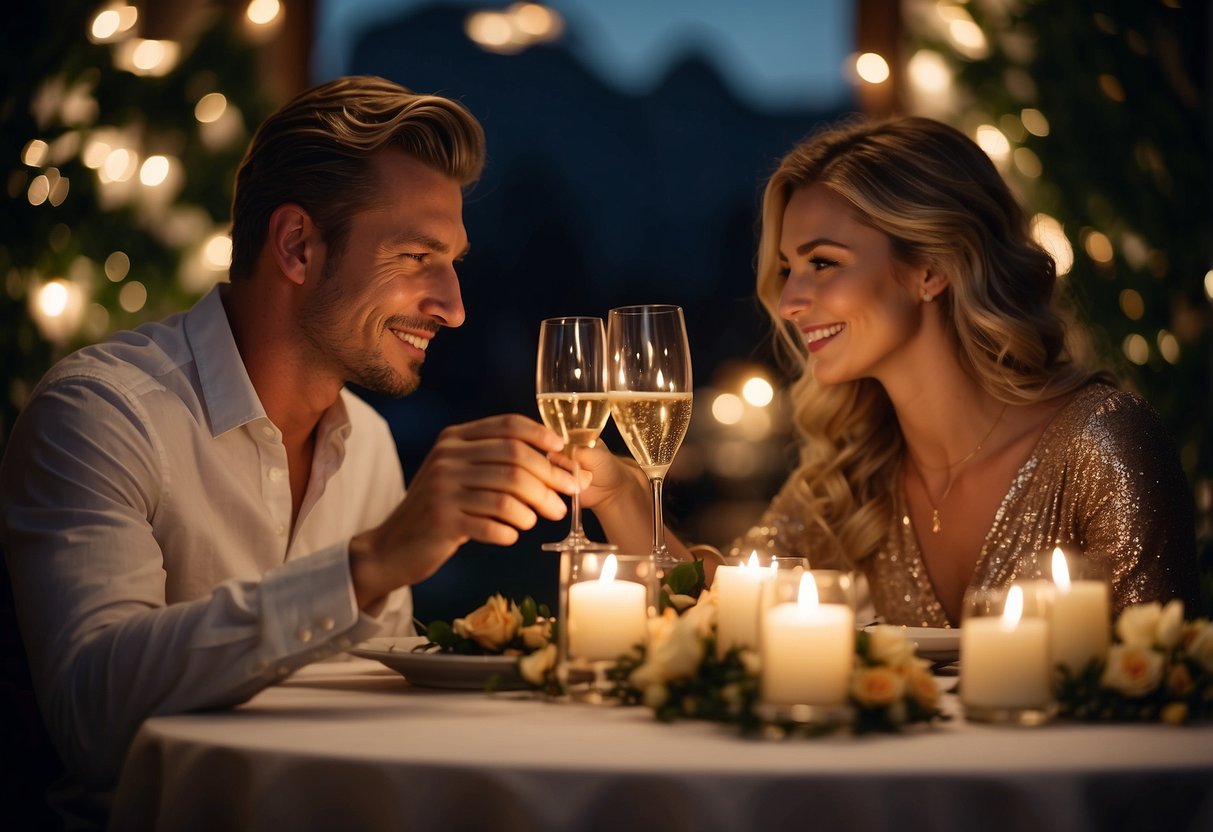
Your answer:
[536,316,615,552]
[606,304,693,567]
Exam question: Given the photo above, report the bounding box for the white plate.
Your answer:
[901,627,960,662]
[350,636,528,690]
[862,626,960,663]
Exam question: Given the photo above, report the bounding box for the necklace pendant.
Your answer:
[931,510,942,534]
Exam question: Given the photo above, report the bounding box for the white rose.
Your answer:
[630,607,705,686]
[1100,644,1164,697]
[520,619,552,650]
[518,644,556,686]
[1155,599,1184,650]
[1115,603,1162,648]
[453,594,522,651]
[866,625,916,668]
[668,593,698,612]
[1183,621,1213,673]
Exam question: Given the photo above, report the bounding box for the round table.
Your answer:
[109,658,1213,831]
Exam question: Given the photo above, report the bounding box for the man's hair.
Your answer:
[229,75,486,280]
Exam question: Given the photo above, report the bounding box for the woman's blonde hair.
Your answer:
[230,75,485,281]
[755,116,1105,566]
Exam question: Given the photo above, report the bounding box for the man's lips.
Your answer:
[389,329,431,352]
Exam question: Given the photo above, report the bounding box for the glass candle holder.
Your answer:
[960,583,1056,725]
[756,569,856,723]
[1036,546,1111,682]
[557,551,659,701]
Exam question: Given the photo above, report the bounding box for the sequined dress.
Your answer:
[726,384,1199,626]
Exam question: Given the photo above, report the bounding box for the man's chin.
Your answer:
[355,362,421,398]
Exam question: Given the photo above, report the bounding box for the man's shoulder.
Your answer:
[41,318,190,395]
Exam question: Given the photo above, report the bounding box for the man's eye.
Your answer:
[400,253,426,263]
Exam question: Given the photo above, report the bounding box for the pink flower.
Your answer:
[1100,644,1164,697]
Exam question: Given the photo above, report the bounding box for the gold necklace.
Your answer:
[909,402,1009,534]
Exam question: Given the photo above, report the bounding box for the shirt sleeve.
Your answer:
[1070,391,1200,615]
[0,375,384,787]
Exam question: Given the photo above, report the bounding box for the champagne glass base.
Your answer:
[541,534,618,553]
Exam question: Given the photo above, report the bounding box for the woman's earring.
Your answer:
[921,291,934,303]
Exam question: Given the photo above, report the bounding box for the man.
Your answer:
[0,76,575,822]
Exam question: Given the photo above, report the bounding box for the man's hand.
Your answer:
[348,414,577,609]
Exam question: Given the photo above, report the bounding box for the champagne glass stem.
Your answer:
[648,475,665,556]
[568,455,585,543]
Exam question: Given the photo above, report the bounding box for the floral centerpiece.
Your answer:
[603,562,946,735]
[422,594,559,691]
[1056,600,1213,724]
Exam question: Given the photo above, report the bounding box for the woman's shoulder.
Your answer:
[1041,382,1176,466]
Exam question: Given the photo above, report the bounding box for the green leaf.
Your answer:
[426,620,454,645]
[664,560,705,597]
[519,596,538,626]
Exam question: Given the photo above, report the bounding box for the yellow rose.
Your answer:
[866,625,915,668]
[520,619,552,650]
[518,643,556,686]
[903,663,940,710]
[1161,701,1189,725]
[1100,644,1164,697]
[453,594,522,650]
[850,666,906,708]
[1167,663,1194,698]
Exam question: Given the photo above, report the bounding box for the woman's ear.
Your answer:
[266,203,318,286]
[920,267,951,303]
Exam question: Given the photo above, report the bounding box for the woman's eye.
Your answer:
[810,257,836,271]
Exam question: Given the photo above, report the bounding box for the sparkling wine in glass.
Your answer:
[536,316,615,552]
[606,304,693,567]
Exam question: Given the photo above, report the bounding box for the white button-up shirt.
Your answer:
[1,286,412,789]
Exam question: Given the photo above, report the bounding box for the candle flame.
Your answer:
[1001,584,1024,630]
[745,551,760,570]
[600,554,618,583]
[1051,547,1071,592]
[797,572,819,610]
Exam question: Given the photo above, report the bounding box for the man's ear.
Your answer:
[266,203,318,286]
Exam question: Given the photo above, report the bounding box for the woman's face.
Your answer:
[777,183,927,387]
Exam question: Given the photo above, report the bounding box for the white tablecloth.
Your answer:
[110,658,1213,832]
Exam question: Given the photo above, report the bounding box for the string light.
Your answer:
[1156,330,1180,364]
[741,377,774,407]
[1020,108,1050,137]
[465,3,564,54]
[974,125,1010,162]
[1118,289,1144,320]
[854,52,890,84]
[1030,214,1073,276]
[1122,334,1149,365]
[1082,229,1114,264]
[139,155,170,187]
[22,139,49,167]
[712,393,744,425]
[118,280,148,313]
[194,92,227,124]
[246,0,281,26]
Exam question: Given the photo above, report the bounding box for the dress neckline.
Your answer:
[896,384,1110,625]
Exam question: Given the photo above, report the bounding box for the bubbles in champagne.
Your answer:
[607,391,693,477]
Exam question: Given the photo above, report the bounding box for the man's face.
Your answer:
[299,150,468,397]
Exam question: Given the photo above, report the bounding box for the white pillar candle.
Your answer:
[760,573,854,706]
[568,555,647,661]
[1048,548,1110,673]
[714,552,768,658]
[961,584,1051,709]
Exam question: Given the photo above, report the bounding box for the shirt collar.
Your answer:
[184,285,267,438]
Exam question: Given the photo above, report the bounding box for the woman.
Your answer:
[582,115,1199,626]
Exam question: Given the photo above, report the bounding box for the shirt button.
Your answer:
[319,616,336,632]
[261,425,276,439]
[297,627,313,643]
[275,524,287,537]
[268,467,285,482]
